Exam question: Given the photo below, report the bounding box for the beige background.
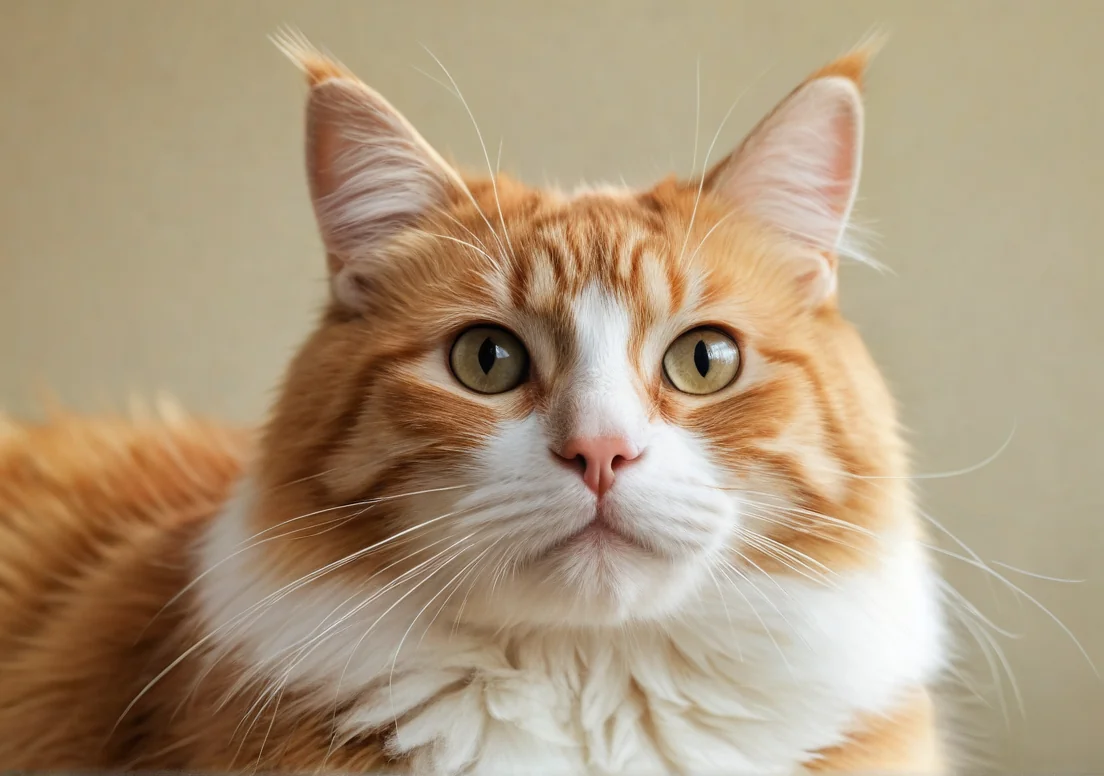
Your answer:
[2,0,1102,769]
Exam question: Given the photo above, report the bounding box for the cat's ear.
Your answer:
[703,46,875,306]
[278,35,467,310]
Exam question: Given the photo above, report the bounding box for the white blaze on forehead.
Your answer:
[562,283,649,443]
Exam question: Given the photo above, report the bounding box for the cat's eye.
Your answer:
[663,327,741,395]
[449,326,529,394]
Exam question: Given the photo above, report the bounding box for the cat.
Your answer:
[0,35,948,774]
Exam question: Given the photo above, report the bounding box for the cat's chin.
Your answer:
[459,538,708,628]
[439,495,733,627]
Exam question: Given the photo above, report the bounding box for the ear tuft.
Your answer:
[702,37,885,307]
[275,32,469,312]
[807,30,886,90]
[270,27,356,87]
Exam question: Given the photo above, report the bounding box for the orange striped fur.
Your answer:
[0,36,945,774]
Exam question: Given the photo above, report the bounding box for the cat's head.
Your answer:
[249,40,908,628]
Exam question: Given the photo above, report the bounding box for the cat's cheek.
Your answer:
[616,425,739,535]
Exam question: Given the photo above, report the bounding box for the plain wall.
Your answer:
[2,1,1101,769]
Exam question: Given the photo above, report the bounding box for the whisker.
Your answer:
[711,561,793,675]
[762,423,1015,484]
[739,505,873,554]
[233,669,287,772]
[990,561,1084,584]
[736,494,877,537]
[851,424,1016,482]
[421,47,516,262]
[703,564,744,660]
[411,67,507,260]
[211,530,475,714]
[230,504,485,623]
[412,229,500,269]
[735,527,837,584]
[256,466,340,493]
[717,436,1082,719]
[386,536,500,719]
[720,558,812,648]
[245,484,475,546]
[690,57,701,176]
[937,577,1021,640]
[675,64,770,269]
[919,509,1098,676]
[117,504,483,735]
[675,83,750,268]
[411,64,455,97]
[438,209,492,254]
[418,537,505,650]
[727,546,821,636]
[151,484,475,632]
[686,209,741,265]
[449,540,502,636]
[944,589,1019,725]
[259,532,482,685]
[323,535,477,759]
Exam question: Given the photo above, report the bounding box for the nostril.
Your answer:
[572,453,588,475]
[556,436,643,496]
[550,447,590,473]
[610,448,643,471]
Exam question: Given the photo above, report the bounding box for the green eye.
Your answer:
[663,327,741,395]
[449,326,529,394]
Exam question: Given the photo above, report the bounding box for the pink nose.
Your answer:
[556,436,642,497]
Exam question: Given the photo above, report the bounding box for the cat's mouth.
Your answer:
[541,507,654,559]
[563,520,633,549]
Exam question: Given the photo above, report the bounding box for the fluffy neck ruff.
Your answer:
[193,475,948,774]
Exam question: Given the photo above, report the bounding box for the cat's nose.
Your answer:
[555,436,642,498]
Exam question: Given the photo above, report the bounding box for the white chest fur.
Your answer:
[197,485,947,775]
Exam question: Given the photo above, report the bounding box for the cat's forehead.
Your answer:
[475,189,699,326]
[521,214,682,315]
[389,182,766,365]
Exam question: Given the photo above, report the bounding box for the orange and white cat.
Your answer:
[0,37,947,774]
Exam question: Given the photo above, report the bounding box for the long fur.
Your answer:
[0,39,948,774]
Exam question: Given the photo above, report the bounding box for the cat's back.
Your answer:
[0,408,248,639]
[0,407,249,764]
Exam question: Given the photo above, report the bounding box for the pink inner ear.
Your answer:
[706,76,863,257]
[304,78,458,280]
[307,107,345,204]
[824,106,859,220]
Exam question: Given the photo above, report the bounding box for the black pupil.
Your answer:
[477,337,499,375]
[693,339,710,377]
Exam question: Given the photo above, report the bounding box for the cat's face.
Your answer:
[253,42,906,628]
